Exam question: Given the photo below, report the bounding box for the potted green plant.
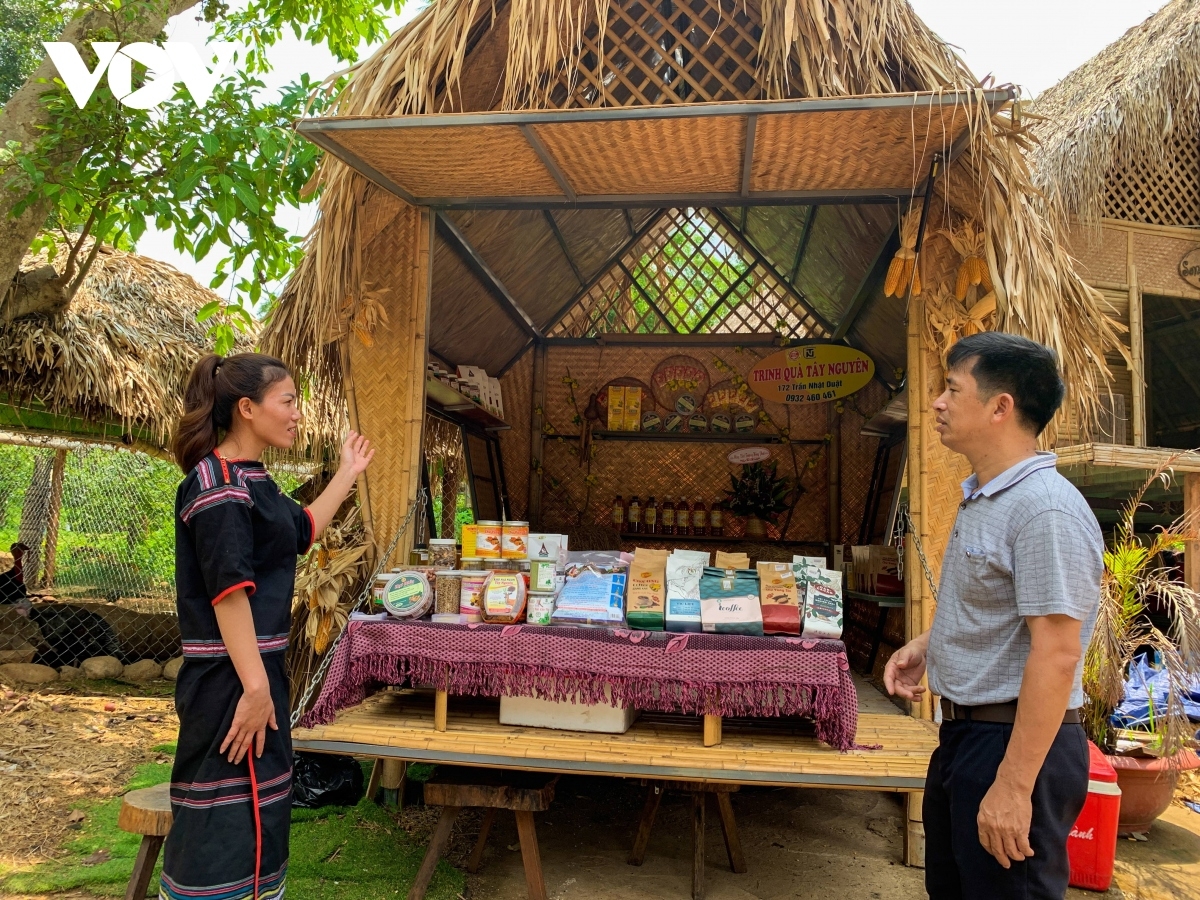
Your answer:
[1083,462,1200,833]
[725,461,795,539]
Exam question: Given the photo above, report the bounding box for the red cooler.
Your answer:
[1067,741,1121,891]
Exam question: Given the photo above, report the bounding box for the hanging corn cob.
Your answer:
[883,209,923,297]
[942,221,994,300]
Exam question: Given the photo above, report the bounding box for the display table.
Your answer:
[302,619,862,751]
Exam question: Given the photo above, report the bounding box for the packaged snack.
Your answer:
[802,568,844,639]
[480,570,527,623]
[715,551,750,569]
[476,521,503,558]
[502,521,529,559]
[373,571,433,619]
[624,387,643,431]
[460,524,479,558]
[665,549,710,633]
[530,559,557,593]
[699,567,763,636]
[607,385,626,431]
[459,573,487,622]
[526,591,556,625]
[626,547,669,631]
[757,561,800,635]
[552,564,627,626]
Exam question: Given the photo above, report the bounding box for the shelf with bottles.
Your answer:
[590,431,820,444]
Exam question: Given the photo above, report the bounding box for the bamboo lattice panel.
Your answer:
[1105,122,1200,227]
[839,380,890,544]
[551,208,828,339]
[549,0,772,108]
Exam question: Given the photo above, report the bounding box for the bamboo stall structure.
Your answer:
[264,0,1123,867]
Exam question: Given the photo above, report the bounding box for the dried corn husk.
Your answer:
[942,220,994,301]
[293,508,371,656]
[924,280,998,362]
[884,210,923,298]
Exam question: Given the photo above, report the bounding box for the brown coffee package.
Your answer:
[715,551,750,569]
[626,547,669,631]
[757,561,801,635]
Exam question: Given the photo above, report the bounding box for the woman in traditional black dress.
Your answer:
[161,353,373,900]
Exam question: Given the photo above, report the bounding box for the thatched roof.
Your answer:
[1028,0,1200,224]
[0,242,254,452]
[264,0,1123,434]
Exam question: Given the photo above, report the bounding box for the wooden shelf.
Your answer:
[846,590,905,609]
[619,532,827,547]
[592,430,817,444]
[426,377,509,431]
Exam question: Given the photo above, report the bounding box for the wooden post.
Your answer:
[827,401,842,548]
[528,341,547,529]
[691,792,706,900]
[1186,474,1200,594]
[904,791,925,867]
[703,715,722,747]
[434,689,448,732]
[41,448,67,588]
[905,293,933,720]
[379,758,407,807]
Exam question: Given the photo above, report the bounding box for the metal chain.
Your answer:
[899,506,940,606]
[290,487,429,726]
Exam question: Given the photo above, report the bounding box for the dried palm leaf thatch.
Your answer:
[1028,0,1200,225]
[262,0,1124,440]
[0,241,254,452]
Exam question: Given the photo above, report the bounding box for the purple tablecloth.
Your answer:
[301,620,861,751]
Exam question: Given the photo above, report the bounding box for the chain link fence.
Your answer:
[1,441,183,667]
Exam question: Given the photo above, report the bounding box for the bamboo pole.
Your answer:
[827,401,841,548]
[1128,253,1145,447]
[434,689,448,732]
[905,291,933,721]
[1186,474,1200,594]
[703,715,722,747]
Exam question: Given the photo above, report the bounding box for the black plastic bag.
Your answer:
[291,752,365,809]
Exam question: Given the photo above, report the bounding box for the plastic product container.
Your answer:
[434,571,462,614]
[372,571,432,619]
[479,570,527,623]
[459,573,486,622]
[428,538,458,569]
[1068,741,1121,892]
[526,591,555,625]
[501,521,529,559]
[476,520,503,558]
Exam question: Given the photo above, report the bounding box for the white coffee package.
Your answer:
[665,549,710,633]
[802,568,844,639]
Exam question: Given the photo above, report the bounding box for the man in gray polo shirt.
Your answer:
[885,332,1103,899]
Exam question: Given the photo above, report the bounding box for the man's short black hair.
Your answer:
[945,332,1065,435]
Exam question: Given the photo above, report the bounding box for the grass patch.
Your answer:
[1,757,464,899]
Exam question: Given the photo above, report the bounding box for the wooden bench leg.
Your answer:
[905,791,925,868]
[366,758,385,804]
[434,689,448,732]
[407,806,460,900]
[703,715,722,747]
[514,810,548,900]
[380,759,407,807]
[714,792,746,874]
[467,807,497,874]
[627,783,663,866]
[691,792,706,900]
[125,834,164,900]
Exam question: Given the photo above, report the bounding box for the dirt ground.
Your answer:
[2,680,1199,900]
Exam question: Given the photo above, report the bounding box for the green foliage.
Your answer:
[4,0,407,350]
[0,0,62,105]
[0,753,464,899]
[724,460,794,523]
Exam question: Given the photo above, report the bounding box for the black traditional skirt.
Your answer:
[160,654,292,900]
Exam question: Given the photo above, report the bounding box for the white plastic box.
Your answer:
[499,690,639,734]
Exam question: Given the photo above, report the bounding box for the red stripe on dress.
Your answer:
[211,581,256,607]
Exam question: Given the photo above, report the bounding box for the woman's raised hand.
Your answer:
[341,431,375,476]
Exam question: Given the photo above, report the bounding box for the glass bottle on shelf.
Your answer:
[611,495,625,530]
[644,495,658,535]
[628,495,642,533]
[710,500,725,537]
[661,496,675,536]
[678,498,692,536]
[692,496,707,537]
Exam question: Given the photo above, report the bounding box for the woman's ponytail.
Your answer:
[172,352,290,473]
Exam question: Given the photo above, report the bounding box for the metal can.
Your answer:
[476,520,503,558]
[501,521,529,559]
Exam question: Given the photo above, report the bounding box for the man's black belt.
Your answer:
[940,698,1081,725]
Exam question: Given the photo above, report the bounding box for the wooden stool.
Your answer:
[627,780,746,900]
[117,783,172,900]
[407,767,558,900]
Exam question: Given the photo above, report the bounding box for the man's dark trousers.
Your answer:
[924,718,1089,899]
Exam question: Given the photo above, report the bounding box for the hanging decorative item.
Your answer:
[943,220,994,300]
[924,280,998,363]
[704,378,761,421]
[650,355,710,412]
[883,209,923,298]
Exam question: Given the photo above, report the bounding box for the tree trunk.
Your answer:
[0,0,201,303]
[17,453,55,586]
[42,449,68,588]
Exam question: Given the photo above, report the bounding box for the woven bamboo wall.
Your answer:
[838,379,891,544]
[498,350,535,520]
[344,203,431,559]
[533,343,887,546]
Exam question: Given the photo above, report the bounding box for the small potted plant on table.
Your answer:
[725,461,795,540]
[1083,463,1200,834]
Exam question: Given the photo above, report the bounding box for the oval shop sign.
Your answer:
[747,345,875,404]
[1179,247,1200,290]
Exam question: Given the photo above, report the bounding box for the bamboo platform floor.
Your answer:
[293,674,938,791]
